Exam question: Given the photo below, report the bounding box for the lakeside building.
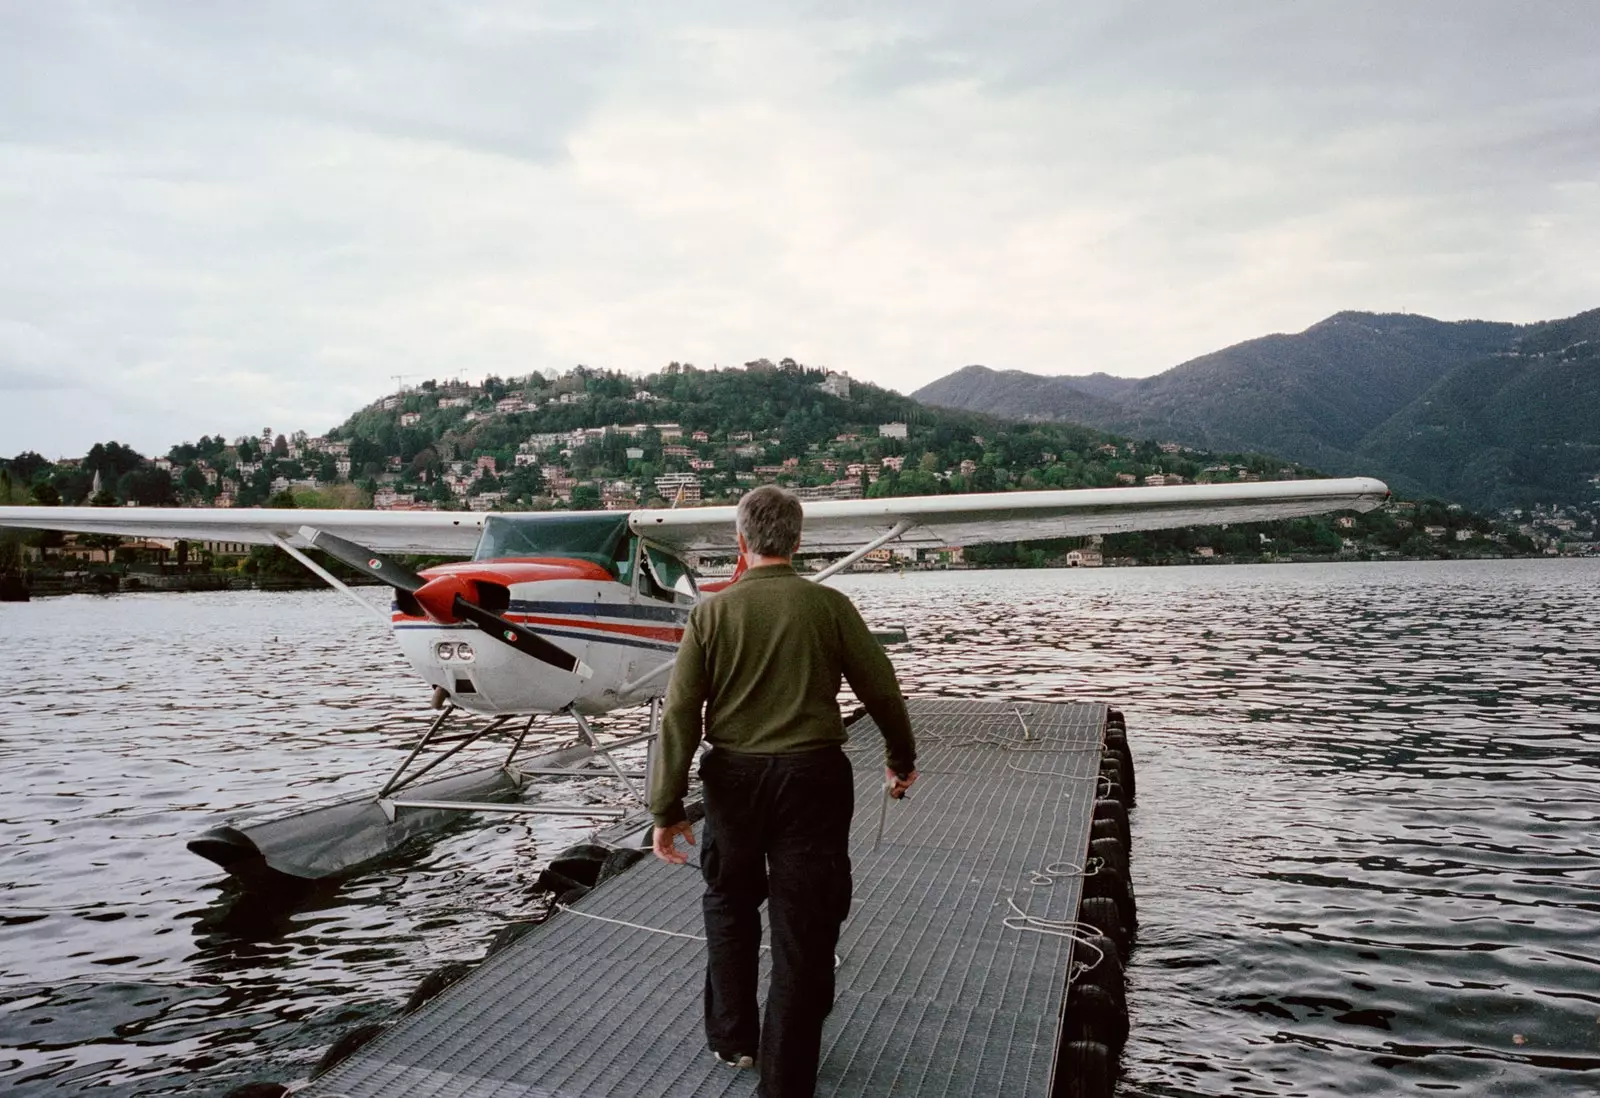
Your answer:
[654,473,702,503]
[793,479,864,502]
[602,482,638,511]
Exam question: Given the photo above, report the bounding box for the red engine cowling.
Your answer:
[410,574,512,622]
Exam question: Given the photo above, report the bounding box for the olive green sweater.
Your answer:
[650,564,916,828]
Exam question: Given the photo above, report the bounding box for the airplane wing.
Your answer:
[0,506,487,555]
[0,477,1389,558]
[630,477,1391,553]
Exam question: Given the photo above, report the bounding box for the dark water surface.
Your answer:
[2,560,1597,1096]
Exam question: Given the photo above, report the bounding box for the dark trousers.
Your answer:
[699,745,855,1098]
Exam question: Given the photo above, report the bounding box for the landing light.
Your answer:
[435,642,455,661]
[456,642,475,661]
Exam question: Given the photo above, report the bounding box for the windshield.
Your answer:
[475,513,632,576]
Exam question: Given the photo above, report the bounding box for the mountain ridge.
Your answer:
[913,308,1600,510]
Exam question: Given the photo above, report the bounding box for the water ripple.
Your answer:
[1,559,1597,1094]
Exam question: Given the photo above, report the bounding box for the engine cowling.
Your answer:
[410,574,511,622]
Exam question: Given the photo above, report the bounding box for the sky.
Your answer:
[3,1,1598,458]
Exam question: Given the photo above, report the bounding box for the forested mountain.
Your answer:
[914,309,1600,511]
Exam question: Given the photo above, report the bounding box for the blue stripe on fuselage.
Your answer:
[392,622,679,653]
[508,599,689,623]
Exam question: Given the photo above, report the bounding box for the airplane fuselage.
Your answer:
[390,557,688,715]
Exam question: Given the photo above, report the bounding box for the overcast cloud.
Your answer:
[3,0,1597,456]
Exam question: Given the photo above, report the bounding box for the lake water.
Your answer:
[1,560,1597,1096]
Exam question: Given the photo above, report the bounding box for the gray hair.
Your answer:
[736,485,803,557]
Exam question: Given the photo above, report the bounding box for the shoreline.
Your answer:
[6,551,1589,602]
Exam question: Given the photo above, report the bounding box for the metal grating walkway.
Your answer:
[304,698,1108,1098]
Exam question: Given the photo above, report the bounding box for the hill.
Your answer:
[913,309,1600,512]
[6,357,1580,575]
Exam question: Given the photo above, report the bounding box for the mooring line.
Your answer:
[1002,863,1106,979]
[554,901,843,969]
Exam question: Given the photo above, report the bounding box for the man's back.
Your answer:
[649,562,914,827]
[693,564,884,753]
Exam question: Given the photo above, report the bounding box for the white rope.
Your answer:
[927,708,1106,755]
[554,902,842,969]
[555,903,710,943]
[1001,864,1107,977]
[1025,860,1086,886]
[1001,901,1107,967]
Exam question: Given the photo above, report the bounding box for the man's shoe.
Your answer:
[712,1049,755,1069]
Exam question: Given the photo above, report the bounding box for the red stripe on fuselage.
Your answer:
[419,558,617,584]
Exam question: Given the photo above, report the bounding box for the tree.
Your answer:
[85,442,145,483]
[0,469,23,505]
[118,468,177,506]
[3,451,51,484]
[410,448,442,481]
[80,532,122,557]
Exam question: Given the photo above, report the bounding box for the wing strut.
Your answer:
[809,519,916,583]
[266,532,389,622]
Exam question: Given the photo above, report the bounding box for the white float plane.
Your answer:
[0,478,1388,884]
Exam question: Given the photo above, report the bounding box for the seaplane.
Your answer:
[0,477,1387,888]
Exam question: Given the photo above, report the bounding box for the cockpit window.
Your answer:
[644,543,699,604]
[475,513,632,576]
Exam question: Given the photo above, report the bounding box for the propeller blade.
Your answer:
[451,596,593,679]
[300,526,591,679]
[299,527,426,592]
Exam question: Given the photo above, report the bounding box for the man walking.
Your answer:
[650,485,918,1098]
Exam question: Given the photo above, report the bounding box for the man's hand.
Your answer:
[885,767,918,800]
[652,821,697,865]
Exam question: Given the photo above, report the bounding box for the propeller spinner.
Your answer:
[299,527,592,679]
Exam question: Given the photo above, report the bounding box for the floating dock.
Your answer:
[297,699,1135,1098]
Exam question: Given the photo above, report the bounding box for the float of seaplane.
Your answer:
[0,477,1387,889]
